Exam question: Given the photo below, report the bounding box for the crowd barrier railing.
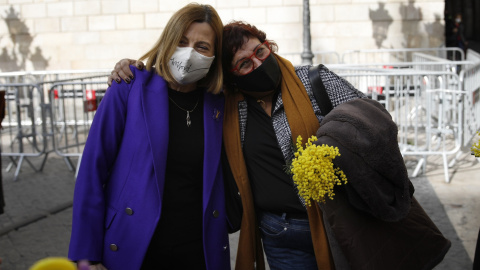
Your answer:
[459,59,480,153]
[466,48,480,63]
[334,69,465,182]
[281,51,341,66]
[326,60,473,76]
[0,69,111,84]
[411,53,457,73]
[0,70,110,180]
[48,80,108,178]
[1,53,478,183]
[0,83,50,181]
[341,47,465,64]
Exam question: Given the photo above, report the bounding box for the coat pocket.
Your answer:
[104,206,117,229]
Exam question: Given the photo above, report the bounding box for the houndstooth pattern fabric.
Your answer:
[237,64,366,205]
[238,100,248,148]
[273,64,366,164]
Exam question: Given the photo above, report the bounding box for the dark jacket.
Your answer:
[316,98,451,270]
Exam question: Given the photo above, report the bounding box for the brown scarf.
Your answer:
[224,54,334,270]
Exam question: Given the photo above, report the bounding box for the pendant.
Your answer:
[257,99,266,109]
[186,111,191,127]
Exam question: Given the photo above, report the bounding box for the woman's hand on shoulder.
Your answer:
[77,260,108,270]
[107,59,145,86]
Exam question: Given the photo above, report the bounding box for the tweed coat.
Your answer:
[227,64,366,269]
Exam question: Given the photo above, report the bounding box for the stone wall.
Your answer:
[0,0,445,71]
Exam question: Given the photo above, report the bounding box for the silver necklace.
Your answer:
[168,96,200,127]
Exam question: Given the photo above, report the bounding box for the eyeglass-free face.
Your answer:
[178,22,216,57]
[230,39,271,75]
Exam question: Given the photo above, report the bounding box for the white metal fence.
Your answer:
[281,51,341,65]
[341,47,465,64]
[334,70,465,182]
[327,48,479,183]
[0,70,110,180]
[0,83,49,180]
[460,56,480,153]
[1,48,479,182]
[48,81,108,178]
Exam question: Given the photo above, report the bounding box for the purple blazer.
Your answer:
[68,67,230,270]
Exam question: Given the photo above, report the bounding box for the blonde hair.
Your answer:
[139,3,223,94]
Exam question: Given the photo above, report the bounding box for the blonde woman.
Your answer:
[68,4,230,269]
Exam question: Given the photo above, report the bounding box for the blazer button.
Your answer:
[213,210,219,218]
[125,207,134,215]
[110,244,118,251]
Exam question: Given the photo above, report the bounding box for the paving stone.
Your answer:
[0,153,478,270]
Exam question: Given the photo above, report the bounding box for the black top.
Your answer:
[243,94,306,214]
[142,88,205,269]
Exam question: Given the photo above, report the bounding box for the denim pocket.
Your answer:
[259,214,287,238]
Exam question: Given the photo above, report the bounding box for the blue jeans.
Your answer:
[259,211,317,270]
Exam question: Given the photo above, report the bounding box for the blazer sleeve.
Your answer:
[68,74,132,262]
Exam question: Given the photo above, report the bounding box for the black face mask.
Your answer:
[233,54,281,93]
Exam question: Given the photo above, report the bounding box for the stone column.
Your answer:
[301,0,314,65]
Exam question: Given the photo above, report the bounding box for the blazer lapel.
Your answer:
[202,92,224,209]
[141,75,169,200]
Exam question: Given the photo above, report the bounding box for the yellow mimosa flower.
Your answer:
[291,135,347,206]
[472,132,480,158]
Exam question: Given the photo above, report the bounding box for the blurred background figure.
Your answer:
[444,10,456,60]
[452,13,468,58]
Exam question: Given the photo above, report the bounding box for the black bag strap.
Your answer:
[308,64,333,116]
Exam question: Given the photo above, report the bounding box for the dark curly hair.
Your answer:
[222,21,278,92]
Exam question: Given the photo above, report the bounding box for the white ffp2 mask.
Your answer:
[168,47,215,85]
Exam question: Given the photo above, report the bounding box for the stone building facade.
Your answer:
[0,0,444,71]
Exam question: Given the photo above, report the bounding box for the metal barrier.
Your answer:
[341,47,465,64]
[0,70,110,180]
[1,58,478,183]
[411,49,480,75]
[460,59,480,151]
[411,53,457,72]
[281,51,341,66]
[335,70,465,182]
[466,48,480,63]
[48,81,107,178]
[327,60,473,75]
[0,69,111,84]
[0,83,50,181]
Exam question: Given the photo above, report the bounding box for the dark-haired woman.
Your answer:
[109,21,364,270]
[108,20,450,270]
